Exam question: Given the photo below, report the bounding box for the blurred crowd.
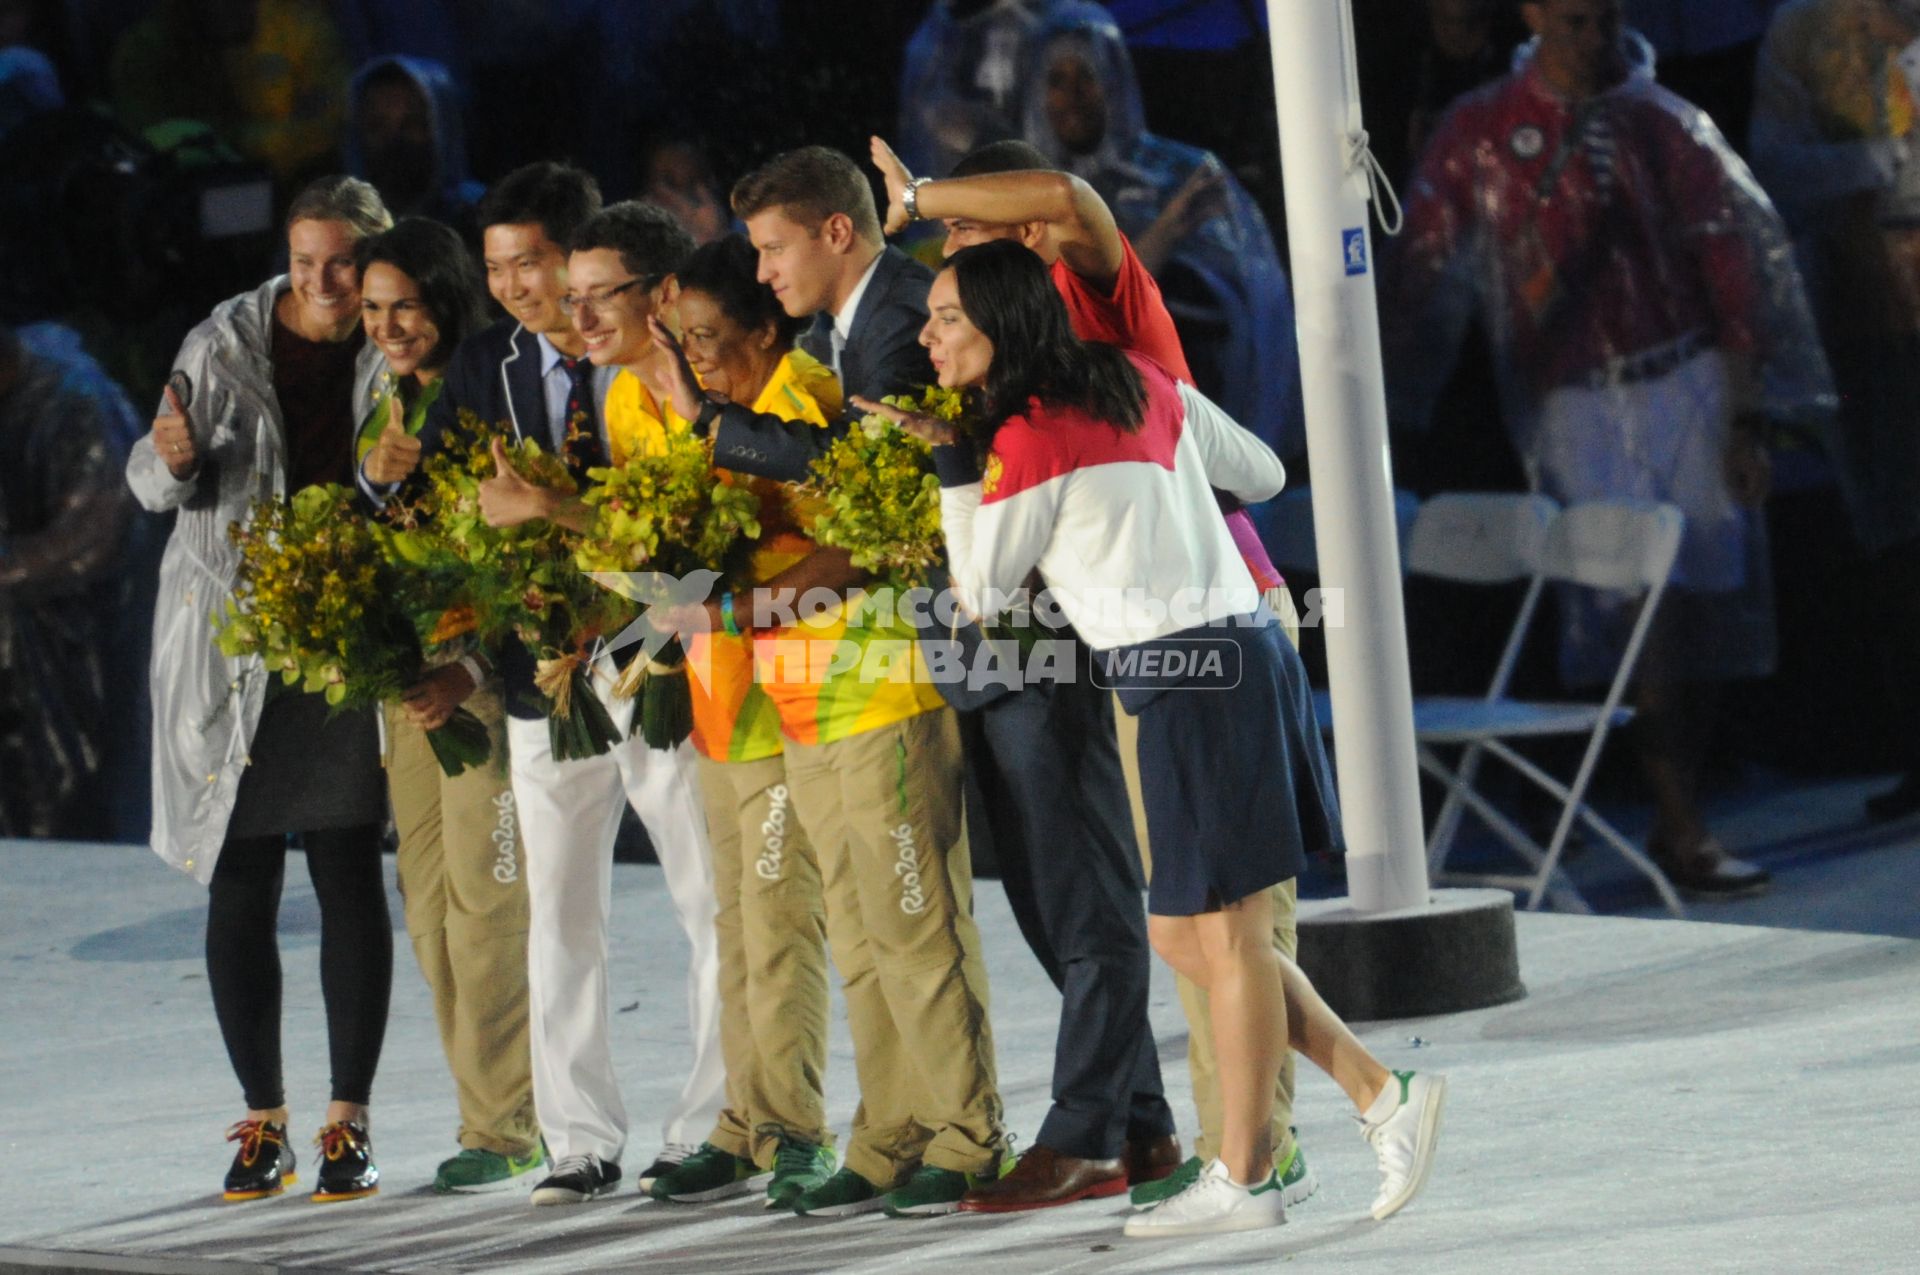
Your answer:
[3,0,1918,861]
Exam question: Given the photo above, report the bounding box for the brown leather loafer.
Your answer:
[958,1145,1128,1213]
[1123,1133,1183,1185]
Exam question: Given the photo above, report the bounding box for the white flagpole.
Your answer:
[1264,0,1428,913]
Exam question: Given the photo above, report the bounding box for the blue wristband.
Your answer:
[720,590,741,637]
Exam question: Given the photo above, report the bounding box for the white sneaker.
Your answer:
[1359,1070,1447,1220]
[1122,1159,1286,1238]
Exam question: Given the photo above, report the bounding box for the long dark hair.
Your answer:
[355,216,486,372]
[945,239,1145,440]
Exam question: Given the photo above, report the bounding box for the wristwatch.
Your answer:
[692,394,723,437]
[903,176,932,223]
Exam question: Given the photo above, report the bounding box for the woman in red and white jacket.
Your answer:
[856,239,1446,1239]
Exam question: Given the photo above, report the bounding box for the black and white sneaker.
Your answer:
[635,1141,697,1194]
[531,1154,622,1205]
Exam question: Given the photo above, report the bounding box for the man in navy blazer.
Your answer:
[657,146,935,481]
[418,163,614,464]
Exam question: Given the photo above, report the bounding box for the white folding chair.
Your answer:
[1413,496,1688,917]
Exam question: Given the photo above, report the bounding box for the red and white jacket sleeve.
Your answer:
[1176,380,1286,506]
[933,433,1059,624]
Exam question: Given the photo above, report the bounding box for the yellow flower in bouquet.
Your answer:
[573,430,762,580]
[215,484,491,775]
[377,410,630,761]
[573,427,762,747]
[379,409,586,644]
[806,384,963,589]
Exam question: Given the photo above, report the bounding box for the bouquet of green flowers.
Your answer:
[574,430,763,748]
[804,384,961,590]
[214,483,492,777]
[380,411,629,762]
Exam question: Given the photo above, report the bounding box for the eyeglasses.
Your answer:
[559,277,648,318]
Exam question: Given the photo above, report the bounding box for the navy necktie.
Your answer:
[559,356,609,477]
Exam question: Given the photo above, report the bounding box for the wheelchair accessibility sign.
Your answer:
[1342,227,1368,276]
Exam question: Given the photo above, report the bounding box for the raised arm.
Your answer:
[871,135,1125,290]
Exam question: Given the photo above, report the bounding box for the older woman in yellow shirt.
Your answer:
[613,234,845,1209]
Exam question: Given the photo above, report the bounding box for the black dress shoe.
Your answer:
[223,1119,296,1201]
[312,1121,379,1202]
[1866,776,1920,823]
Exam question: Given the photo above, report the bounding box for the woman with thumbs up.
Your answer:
[125,176,397,1204]
[355,218,547,1195]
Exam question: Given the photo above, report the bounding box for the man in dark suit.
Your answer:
[659,144,935,481]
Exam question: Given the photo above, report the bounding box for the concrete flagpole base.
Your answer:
[1297,888,1525,1021]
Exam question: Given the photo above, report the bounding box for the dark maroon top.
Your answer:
[270,313,364,491]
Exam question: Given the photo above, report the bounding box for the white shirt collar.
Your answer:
[831,250,886,344]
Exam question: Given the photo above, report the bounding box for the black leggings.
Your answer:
[206,825,392,1110]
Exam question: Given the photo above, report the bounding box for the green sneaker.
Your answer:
[1277,1135,1319,1209]
[1129,1155,1203,1210]
[1129,1133,1317,1211]
[882,1160,1012,1218]
[765,1135,835,1210]
[432,1146,546,1194]
[792,1166,886,1217]
[650,1142,769,1202]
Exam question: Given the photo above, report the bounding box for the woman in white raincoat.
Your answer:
[126,176,395,1203]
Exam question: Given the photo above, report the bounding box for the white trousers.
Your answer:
[507,659,724,1165]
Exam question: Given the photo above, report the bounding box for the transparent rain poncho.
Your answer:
[1751,0,1920,555]
[1385,32,1834,686]
[1015,1,1306,459]
[898,0,1057,181]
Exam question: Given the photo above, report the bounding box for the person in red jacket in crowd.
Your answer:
[1384,0,1834,897]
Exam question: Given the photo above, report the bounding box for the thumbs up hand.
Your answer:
[478,436,558,527]
[153,381,199,480]
[365,395,423,485]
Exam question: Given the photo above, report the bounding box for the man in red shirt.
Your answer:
[871,135,1318,1217]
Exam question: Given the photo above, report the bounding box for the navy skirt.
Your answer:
[1107,609,1343,917]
